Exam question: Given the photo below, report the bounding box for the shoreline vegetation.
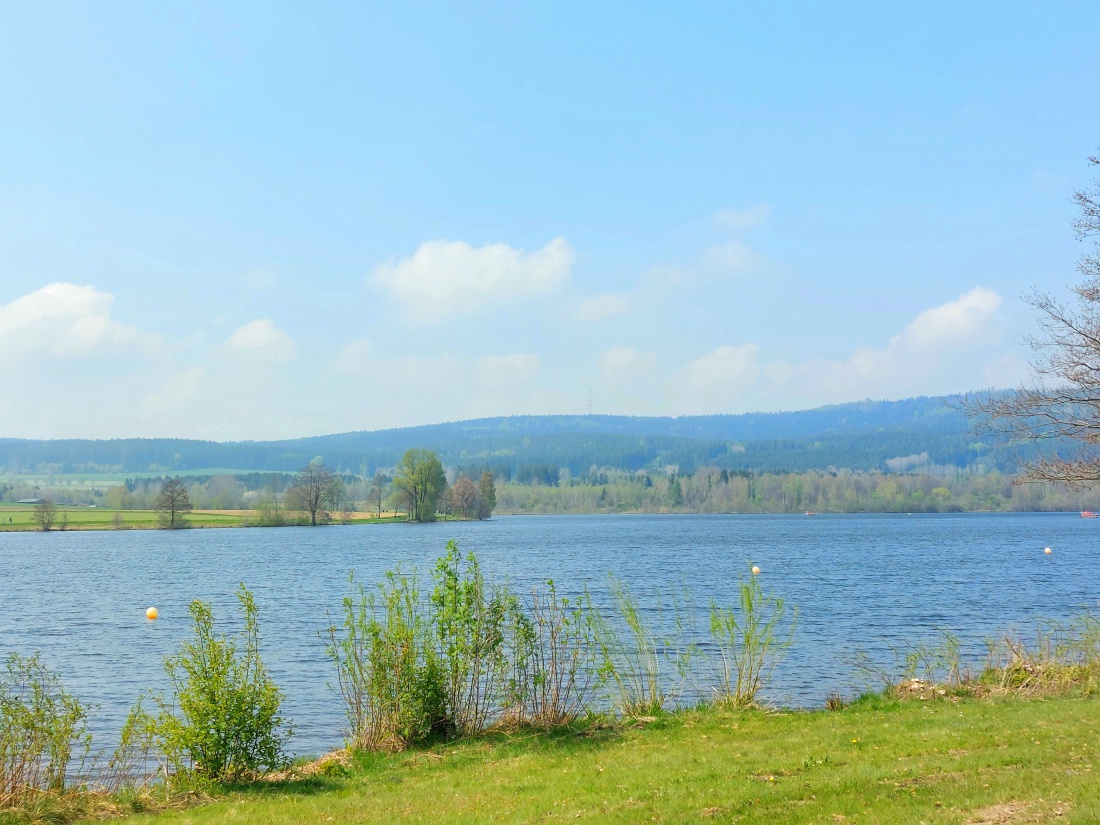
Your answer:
[1,499,1098,533]
[5,463,1100,535]
[5,472,1100,535]
[3,542,1099,824]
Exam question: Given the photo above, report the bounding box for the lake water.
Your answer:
[2,513,1096,758]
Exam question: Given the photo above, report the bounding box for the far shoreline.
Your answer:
[0,506,1092,533]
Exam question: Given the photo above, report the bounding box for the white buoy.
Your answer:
[1044,547,1052,555]
[751,565,761,575]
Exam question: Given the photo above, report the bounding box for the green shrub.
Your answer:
[510,581,603,726]
[430,541,517,735]
[326,570,447,751]
[0,653,89,806]
[708,572,796,708]
[144,585,291,783]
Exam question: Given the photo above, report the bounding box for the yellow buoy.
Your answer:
[146,607,158,620]
[1044,547,1052,555]
[751,565,761,575]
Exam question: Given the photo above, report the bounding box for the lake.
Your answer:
[2,512,1095,758]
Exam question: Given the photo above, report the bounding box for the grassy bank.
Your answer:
[85,695,1098,825]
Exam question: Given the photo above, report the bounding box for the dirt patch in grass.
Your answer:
[965,800,1071,823]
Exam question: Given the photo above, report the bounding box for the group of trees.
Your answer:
[448,470,498,520]
[127,451,497,529]
[391,449,497,522]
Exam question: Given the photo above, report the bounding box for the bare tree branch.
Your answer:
[966,153,1100,487]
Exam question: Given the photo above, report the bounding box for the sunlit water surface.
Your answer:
[2,513,1095,758]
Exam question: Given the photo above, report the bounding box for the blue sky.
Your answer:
[1,2,1098,440]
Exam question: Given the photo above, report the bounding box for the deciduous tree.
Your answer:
[477,471,496,520]
[393,448,445,522]
[967,153,1100,484]
[451,475,479,519]
[155,477,192,529]
[288,459,342,526]
[32,498,57,531]
[368,472,389,518]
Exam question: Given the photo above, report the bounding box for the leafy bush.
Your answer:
[510,581,603,726]
[331,544,800,743]
[100,697,161,793]
[326,570,447,751]
[143,585,291,783]
[430,541,517,735]
[0,652,89,807]
[708,572,796,708]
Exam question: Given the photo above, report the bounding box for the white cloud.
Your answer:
[226,319,296,362]
[141,368,204,415]
[0,282,139,356]
[712,204,771,231]
[981,353,1033,389]
[670,289,1007,414]
[573,293,630,322]
[370,237,573,321]
[761,287,1006,404]
[891,287,1001,352]
[599,346,656,381]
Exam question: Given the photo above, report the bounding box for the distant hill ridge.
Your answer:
[0,394,1010,477]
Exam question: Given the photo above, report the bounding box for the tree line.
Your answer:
[494,466,1100,515]
[108,449,500,530]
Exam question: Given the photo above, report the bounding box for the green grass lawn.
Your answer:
[0,504,415,531]
[0,505,245,530]
[103,695,1098,825]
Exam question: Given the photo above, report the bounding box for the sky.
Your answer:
[1,2,1098,441]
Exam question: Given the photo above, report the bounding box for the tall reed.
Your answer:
[594,577,673,716]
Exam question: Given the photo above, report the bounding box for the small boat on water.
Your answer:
[1082,511,1098,518]
[805,511,817,516]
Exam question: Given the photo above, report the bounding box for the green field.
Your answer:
[94,695,1098,825]
[0,504,405,531]
[0,503,245,530]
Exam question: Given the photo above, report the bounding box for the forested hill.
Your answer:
[0,395,1014,477]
